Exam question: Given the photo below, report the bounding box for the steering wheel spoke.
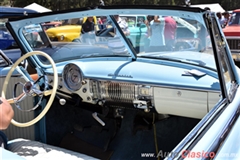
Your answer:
[14,92,27,104]
[43,89,53,96]
[7,92,27,104]
[16,65,33,82]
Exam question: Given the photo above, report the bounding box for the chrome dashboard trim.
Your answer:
[107,73,133,78]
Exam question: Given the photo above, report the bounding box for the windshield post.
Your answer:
[110,15,137,60]
[207,12,228,101]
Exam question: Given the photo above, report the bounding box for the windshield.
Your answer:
[16,9,215,69]
[228,12,240,25]
[22,15,132,64]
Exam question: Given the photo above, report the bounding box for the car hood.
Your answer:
[223,25,240,36]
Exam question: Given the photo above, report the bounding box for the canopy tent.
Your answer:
[191,3,225,13]
[24,3,52,13]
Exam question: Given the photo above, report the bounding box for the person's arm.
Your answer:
[123,27,130,36]
[121,21,130,36]
[145,20,152,37]
[0,97,14,130]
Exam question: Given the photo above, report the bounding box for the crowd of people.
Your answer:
[67,14,177,52]
[216,11,231,28]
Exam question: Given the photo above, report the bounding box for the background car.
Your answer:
[1,5,239,160]
[120,15,148,52]
[42,21,62,30]
[223,9,240,63]
[0,6,37,50]
[45,16,97,42]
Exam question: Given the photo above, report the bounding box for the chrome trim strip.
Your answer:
[231,49,240,54]
[225,36,240,39]
[205,98,240,157]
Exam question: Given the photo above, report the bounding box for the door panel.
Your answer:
[1,76,35,141]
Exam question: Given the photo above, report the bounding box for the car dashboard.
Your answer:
[45,59,221,119]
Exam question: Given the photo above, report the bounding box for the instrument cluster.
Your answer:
[62,63,83,92]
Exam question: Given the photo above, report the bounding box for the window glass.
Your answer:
[211,16,233,92]
[228,12,240,25]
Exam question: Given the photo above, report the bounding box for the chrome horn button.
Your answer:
[24,81,34,95]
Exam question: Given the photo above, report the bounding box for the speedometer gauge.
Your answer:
[63,63,83,91]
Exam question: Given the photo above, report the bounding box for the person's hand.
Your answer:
[0,97,14,130]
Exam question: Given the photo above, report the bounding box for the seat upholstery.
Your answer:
[7,138,99,160]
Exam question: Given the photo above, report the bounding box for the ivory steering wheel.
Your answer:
[1,51,58,127]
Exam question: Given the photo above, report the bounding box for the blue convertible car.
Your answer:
[0,4,239,160]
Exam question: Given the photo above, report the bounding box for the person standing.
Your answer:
[164,16,177,50]
[223,12,230,27]
[81,17,95,44]
[81,17,95,34]
[114,15,130,36]
[216,12,225,28]
[146,15,165,52]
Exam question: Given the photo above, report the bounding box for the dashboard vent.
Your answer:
[103,82,135,103]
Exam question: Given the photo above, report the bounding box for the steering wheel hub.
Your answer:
[24,81,34,95]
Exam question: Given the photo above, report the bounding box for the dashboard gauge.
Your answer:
[63,63,82,91]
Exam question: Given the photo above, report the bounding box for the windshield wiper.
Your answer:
[139,55,183,63]
[79,53,130,58]
[184,59,206,66]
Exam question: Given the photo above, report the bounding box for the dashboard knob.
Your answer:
[98,101,103,106]
[59,99,66,105]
